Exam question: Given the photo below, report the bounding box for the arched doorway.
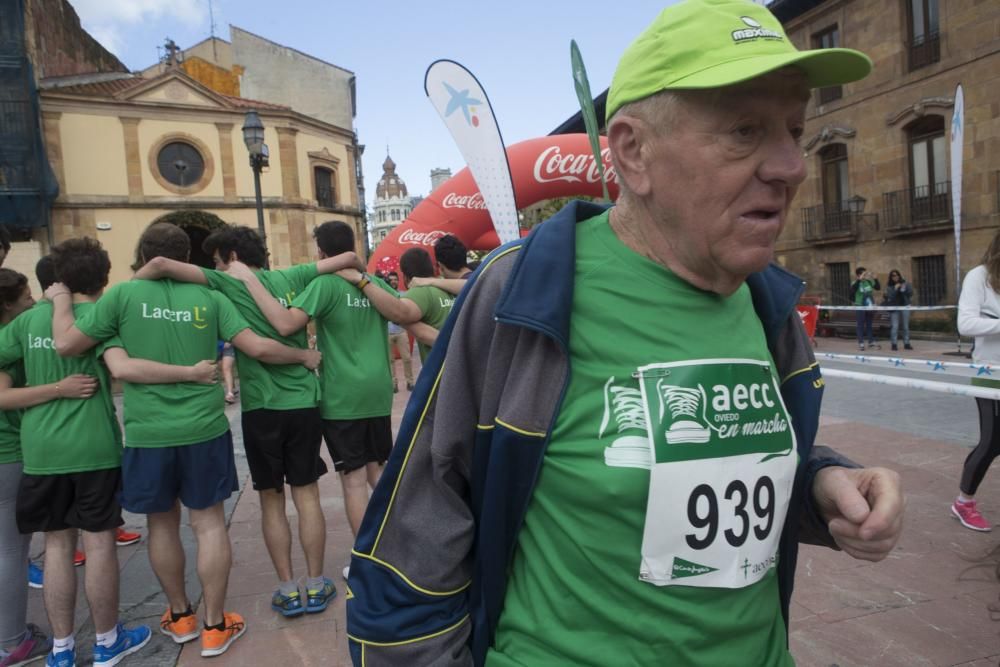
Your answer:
[144,210,228,269]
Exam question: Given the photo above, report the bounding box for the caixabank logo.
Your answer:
[731,15,783,44]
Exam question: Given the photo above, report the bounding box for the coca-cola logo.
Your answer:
[397,229,447,246]
[441,192,488,210]
[533,146,618,186]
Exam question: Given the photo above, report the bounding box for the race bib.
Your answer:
[635,359,796,589]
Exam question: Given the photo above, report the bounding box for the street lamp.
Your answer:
[847,194,867,214]
[242,111,269,260]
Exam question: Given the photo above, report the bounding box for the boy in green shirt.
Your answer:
[48,223,320,659]
[0,242,222,667]
[396,247,455,361]
[230,222,414,579]
[133,224,364,616]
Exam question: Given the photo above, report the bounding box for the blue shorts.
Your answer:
[120,432,239,514]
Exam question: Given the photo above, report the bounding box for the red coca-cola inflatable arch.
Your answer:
[368,134,619,276]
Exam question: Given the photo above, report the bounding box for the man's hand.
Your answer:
[225,260,256,283]
[45,282,71,301]
[813,466,904,562]
[301,349,322,371]
[58,374,98,399]
[336,268,363,284]
[188,360,218,385]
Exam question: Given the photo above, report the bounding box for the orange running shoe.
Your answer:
[73,550,85,567]
[116,528,142,546]
[200,612,246,658]
[160,608,199,644]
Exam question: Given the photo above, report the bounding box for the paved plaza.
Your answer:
[24,335,1000,666]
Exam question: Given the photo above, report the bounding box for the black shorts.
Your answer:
[16,468,123,534]
[322,416,392,473]
[242,407,327,491]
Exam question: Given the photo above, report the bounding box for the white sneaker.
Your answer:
[342,565,350,581]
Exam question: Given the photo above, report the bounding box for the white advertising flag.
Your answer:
[950,84,964,301]
[425,60,519,245]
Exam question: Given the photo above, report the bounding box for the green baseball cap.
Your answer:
[606,0,872,121]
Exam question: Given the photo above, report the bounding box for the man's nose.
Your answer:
[759,133,807,187]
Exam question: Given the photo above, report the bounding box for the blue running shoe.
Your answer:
[270,589,304,618]
[92,624,151,667]
[45,647,74,667]
[27,562,43,589]
[305,578,336,614]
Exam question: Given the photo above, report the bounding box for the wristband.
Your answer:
[356,274,371,291]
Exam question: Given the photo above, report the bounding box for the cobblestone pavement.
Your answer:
[24,338,1000,666]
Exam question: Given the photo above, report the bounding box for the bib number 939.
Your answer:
[686,476,775,550]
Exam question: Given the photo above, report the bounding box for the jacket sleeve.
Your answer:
[345,257,510,667]
[958,268,1000,337]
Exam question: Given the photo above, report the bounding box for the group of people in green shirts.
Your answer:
[0,218,458,667]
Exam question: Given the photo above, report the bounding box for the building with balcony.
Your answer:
[6,0,364,288]
[771,0,1000,307]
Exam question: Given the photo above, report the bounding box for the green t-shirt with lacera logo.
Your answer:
[291,274,395,420]
[487,211,794,667]
[0,319,23,465]
[403,285,454,361]
[75,279,250,448]
[202,265,320,412]
[0,301,122,474]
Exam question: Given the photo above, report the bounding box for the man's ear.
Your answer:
[607,115,653,197]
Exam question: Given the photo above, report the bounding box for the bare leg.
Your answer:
[289,483,326,579]
[43,529,78,639]
[339,469,369,537]
[147,503,190,615]
[365,462,383,491]
[259,489,292,582]
[80,529,118,635]
[188,503,231,627]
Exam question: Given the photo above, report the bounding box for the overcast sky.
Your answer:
[71,0,679,205]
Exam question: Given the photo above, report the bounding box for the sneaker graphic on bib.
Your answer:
[599,377,651,469]
[657,381,711,444]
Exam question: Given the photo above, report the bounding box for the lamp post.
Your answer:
[242,111,269,260]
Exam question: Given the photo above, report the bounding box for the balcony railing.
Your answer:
[801,203,858,243]
[909,31,940,71]
[882,182,952,233]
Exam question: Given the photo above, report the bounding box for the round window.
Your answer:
[156,142,205,187]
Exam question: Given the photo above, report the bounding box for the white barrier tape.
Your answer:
[820,353,997,380]
[813,305,956,311]
[822,368,1000,400]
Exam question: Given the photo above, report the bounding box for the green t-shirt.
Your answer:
[75,279,250,447]
[203,265,320,411]
[291,274,395,420]
[487,212,793,667]
[0,301,122,474]
[0,319,23,465]
[403,285,455,361]
[853,278,876,306]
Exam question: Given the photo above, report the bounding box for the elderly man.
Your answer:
[345,1,904,665]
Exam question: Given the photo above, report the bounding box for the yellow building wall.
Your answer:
[231,126,284,199]
[295,132,353,206]
[181,57,242,97]
[58,113,128,196]
[137,119,225,198]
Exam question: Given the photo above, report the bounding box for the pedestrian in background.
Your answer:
[884,269,913,352]
[953,229,1000,532]
[850,266,880,350]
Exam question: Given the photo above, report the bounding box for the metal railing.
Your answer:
[909,31,940,71]
[882,182,951,232]
[802,203,858,243]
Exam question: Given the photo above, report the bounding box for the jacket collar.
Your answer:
[495,200,804,349]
